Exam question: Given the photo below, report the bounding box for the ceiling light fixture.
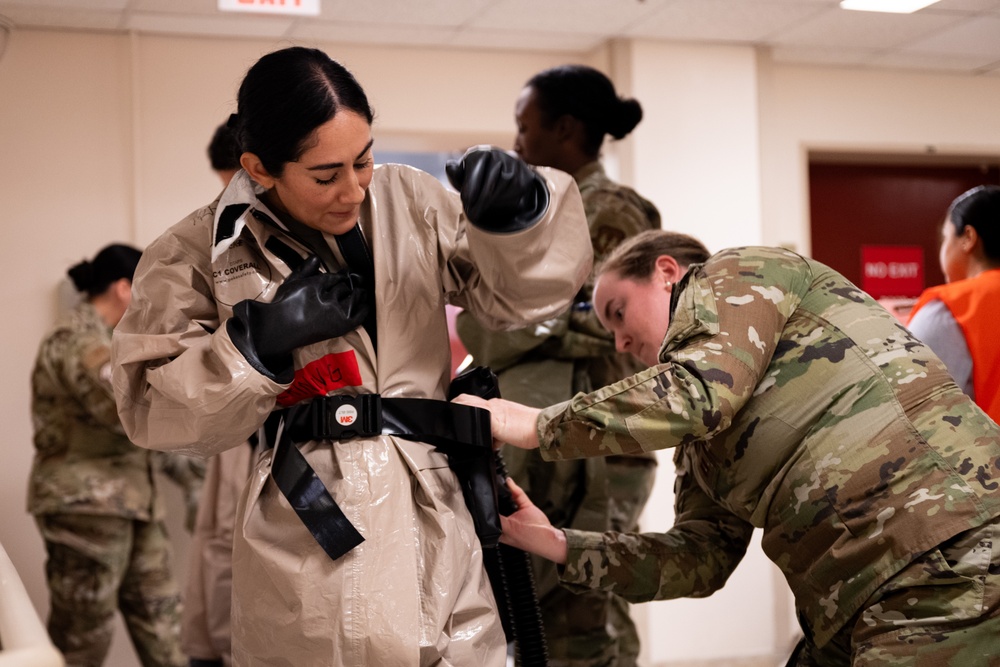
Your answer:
[840,0,941,12]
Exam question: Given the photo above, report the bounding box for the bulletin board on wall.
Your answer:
[807,156,1000,297]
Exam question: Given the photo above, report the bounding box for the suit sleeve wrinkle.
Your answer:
[113,231,286,456]
[445,169,592,332]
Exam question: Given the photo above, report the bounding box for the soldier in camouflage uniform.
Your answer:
[29,244,202,667]
[460,231,1000,665]
[457,65,670,667]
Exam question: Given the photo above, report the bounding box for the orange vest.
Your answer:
[909,269,1000,423]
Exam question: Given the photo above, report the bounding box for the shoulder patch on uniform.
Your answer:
[81,342,111,372]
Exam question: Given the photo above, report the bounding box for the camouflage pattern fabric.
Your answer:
[541,246,1000,653]
[29,301,190,665]
[459,161,660,666]
[541,161,661,392]
[156,451,208,532]
[789,513,1000,665]
[30,302,163,519]
[36,513,185,667]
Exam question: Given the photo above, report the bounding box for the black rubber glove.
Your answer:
[445,147,550,233]
[227,256,370,381]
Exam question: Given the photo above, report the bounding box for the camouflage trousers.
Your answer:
[509,450,656,667]
[789,512,1000,666]
[35,513,185,667]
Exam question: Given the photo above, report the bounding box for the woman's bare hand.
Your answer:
[451,394,541,450]
[499,477,567,564]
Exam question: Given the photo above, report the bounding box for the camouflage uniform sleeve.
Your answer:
[559,446,753,600]
[156,452,207,487]
[589,190,657,267]
[47,326,126,433]
[536,247,811,460]
[455,307,569,373]
[539,189,657,362]
[154,452,207,531]
[537,307,616,361]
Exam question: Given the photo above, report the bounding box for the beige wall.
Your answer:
[758,53,1000,256]
[2,26,999,667]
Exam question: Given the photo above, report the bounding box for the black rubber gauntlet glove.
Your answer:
[445,147,550,233]
[227,256,370,381]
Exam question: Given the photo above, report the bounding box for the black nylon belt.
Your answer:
[271,419,366,559]
[269,395,496,561]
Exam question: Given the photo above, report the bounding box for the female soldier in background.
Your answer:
[460,230,1000,665]
[458,64,663,667]
[30,244,202,667]
[112,47,591,666]
[908,184,1000,424]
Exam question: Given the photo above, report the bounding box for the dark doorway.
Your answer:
[808,158,1000,294]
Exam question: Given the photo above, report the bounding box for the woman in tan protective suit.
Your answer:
[111,46,591,666]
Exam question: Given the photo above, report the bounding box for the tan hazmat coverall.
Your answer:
[112,165,591,666]
[181,443,253,666]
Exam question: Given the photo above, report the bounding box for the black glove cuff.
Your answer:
[469,170,550,234]
[227,300,295,384]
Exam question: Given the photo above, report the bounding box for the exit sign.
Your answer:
[218,0,320,16]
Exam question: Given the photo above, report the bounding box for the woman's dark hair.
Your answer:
[67,244,142,298]
[232,47,374,176]
[208,121,242,172]
[598,229,710,281]
[948,184,1000,261]
[526,64,643,157]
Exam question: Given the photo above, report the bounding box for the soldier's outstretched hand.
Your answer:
[499,477,568,564]
[450,394,541,450]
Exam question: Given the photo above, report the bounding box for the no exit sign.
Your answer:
[860,245,924,299]
[218,0,320,16]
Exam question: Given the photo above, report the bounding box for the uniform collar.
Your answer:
[572,161,605,185]
[211,170,285,262]
[77,300,108,331]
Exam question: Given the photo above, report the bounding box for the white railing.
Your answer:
[0,541,63,667]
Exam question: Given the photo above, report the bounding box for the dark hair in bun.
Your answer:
[67,244,142,297]
[527,64,643,157]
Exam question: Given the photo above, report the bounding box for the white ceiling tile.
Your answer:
[126,12,294,39]
[130,0,222,16]
[872,50,998,71]
[448,27,605,52]
[287,20,458,47]
[626,0,830,43]
[924,0,1000,10]
[901,15,1000,58]
[0,0,127,8]
[316,0,494,27]
[770,6,966,50]
[769,44,876,67]
[467,0,666,35]
[0,6,123,30]
[0,0,996,75]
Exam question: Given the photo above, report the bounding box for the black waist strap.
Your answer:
[268,394,495,561]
